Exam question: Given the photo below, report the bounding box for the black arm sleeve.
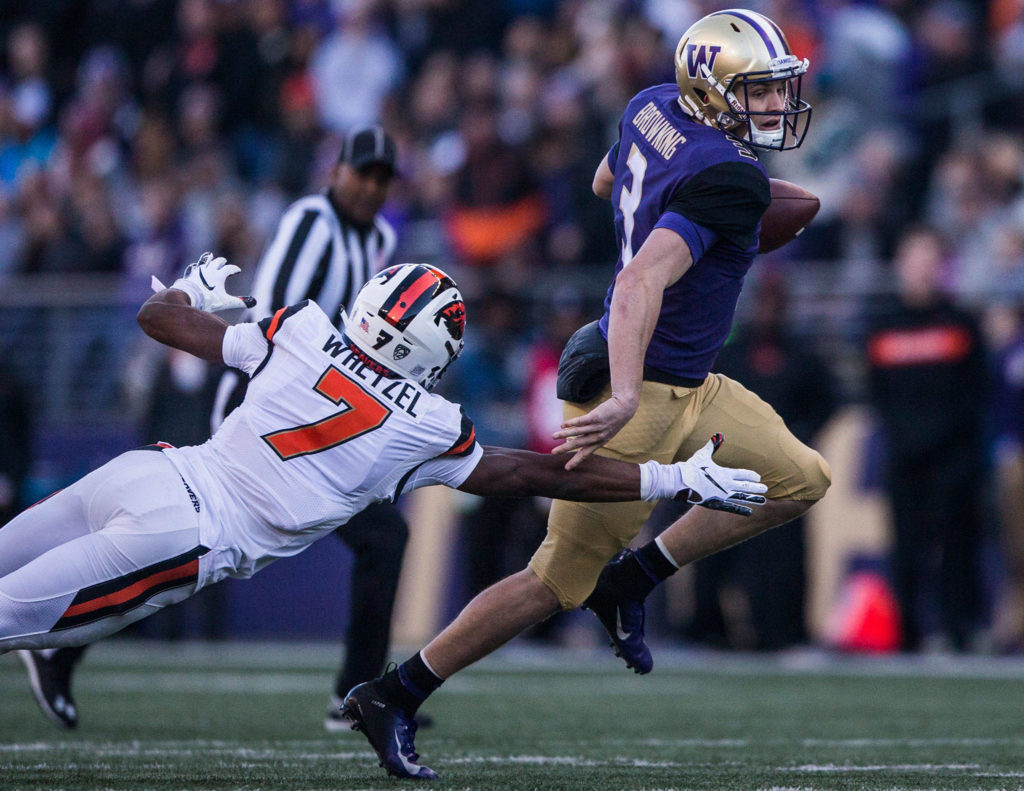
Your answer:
[664,161,770,249]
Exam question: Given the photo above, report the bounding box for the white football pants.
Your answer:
[0,449,207,652]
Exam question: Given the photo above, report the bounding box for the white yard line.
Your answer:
[0,741,1013,775]
[6,641,1024,680]
[787,763,982,772]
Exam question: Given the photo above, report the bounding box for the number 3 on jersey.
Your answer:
[262,366,390,460]
[619,143,647,267]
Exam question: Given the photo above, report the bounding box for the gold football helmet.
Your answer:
[674,9,811,151]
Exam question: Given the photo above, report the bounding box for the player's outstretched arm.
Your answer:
[137,288,230,363]
[457,436,767,516]
[459,446,643,502]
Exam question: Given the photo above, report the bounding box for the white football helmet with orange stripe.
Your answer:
[675,9,811,150]
[344,263,466,390]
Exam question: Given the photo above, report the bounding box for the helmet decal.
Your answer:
[435,300,466,341]
[378,268,443,330]
[683,44,722,79]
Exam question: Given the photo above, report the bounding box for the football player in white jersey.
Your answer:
[0,256,766,751]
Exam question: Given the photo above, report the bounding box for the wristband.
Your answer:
[169,278,205,310]
[639,459,686,502]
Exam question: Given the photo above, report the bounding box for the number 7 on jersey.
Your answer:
[262,366,391,460]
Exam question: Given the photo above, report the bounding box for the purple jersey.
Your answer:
[598,83,770,382]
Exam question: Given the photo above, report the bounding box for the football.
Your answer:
[758,179,820,253]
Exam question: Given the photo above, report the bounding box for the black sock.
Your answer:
[616,542,678,600]
[637,541,677,581]
[378,652,443,716]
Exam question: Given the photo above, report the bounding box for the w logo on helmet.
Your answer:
[685,43,722,78]
[435,300,466,341]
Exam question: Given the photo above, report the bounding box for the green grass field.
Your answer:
[3,641,1024,791]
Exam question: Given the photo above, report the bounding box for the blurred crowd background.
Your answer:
[3,0,1024,656]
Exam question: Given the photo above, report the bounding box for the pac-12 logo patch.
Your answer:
[685,43,722,78]
[393,344,411,360]
[435,300,466,340]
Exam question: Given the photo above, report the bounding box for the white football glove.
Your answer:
[157,252,256,313]
[641,433,768,517]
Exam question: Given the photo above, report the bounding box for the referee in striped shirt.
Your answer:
[214,127,415,730]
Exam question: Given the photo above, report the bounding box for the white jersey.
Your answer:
[162,301,482,582]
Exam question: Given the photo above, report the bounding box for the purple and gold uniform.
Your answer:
[599,83,769,383]
[529,84,830,610]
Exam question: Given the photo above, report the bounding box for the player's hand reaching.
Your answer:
[552,392,637,470]
[676,433,767,516]
[155,252,257,313]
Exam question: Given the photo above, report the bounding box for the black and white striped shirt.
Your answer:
[211,191,397,429]
[249,191,396,326]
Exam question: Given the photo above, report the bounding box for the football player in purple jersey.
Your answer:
[343,9,831,779]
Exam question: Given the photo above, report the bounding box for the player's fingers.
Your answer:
[222,264,241,277]
[551,431,597,455]
[730,477,767,494]
[728,492,767,504]
[701,498,753,517]
[553,420,605,440]
[729,468,763,483]
[558,412,600,430]
[564,444,599,471]
[241,295,257,309]
[551,439,573,455]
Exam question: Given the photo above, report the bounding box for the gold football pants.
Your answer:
[529,373,831,609]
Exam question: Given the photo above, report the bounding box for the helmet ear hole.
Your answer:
[694,89,709,103]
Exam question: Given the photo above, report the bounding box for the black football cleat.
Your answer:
[583,550,654,674]
[341,681,437,780]
[17,649,78,729]
[326,694,435,733]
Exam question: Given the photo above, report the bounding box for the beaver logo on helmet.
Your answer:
[436,300,466,341]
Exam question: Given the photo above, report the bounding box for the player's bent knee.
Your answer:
[0,589,52,651]
[529,537,614,611]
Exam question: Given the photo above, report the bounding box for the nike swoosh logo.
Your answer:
[198,270,216,291]
[615,610,631,641]
[700,467,728,494]
[394,732,421,775]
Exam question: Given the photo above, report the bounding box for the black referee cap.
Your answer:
[339,126,397,172]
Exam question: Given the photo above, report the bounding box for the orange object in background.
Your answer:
[445,194,546,265]
[826,569,902,653]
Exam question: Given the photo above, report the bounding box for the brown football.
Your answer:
[758,179,820,253]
